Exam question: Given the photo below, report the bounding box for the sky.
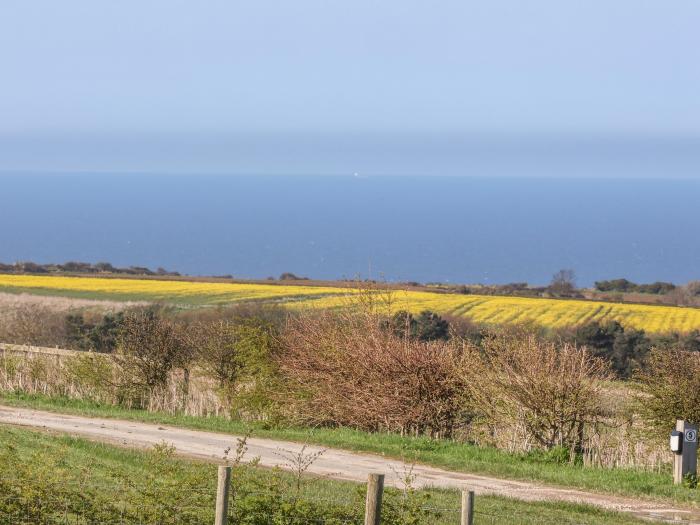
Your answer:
[1,1,699,175]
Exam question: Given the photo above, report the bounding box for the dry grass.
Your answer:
[0,291,143,318]
[0,345,226,417]
[0,338,670,472]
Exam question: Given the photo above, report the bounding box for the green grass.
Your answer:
[2,392,698,508]
[0,425,664,525]
[0,284,159,303]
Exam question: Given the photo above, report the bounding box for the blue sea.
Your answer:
[1,174,699,286]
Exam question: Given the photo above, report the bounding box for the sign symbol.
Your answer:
[685,429,697,443]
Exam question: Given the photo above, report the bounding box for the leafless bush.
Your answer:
[470,332,612,451]
[635,347,700,437]
[0,305,69,347]
[274,444,326,495]
[113,311,193,406]
[278,310,474,437]
[667,281,700,307]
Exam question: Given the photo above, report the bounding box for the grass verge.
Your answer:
[0,425,664,525]
[1,392,698,507]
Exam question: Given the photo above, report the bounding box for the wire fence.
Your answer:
[474,510,571,525]
[0,494,213,525]
[0,472,644,525]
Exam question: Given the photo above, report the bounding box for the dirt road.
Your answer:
[1,405,697,524]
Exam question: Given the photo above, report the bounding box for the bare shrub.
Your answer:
[278,310,473,437]
[548,269,577,296]
[667,281,700,307]
[274,444,326,495]
[113,311,193,405]
[635,347,700,437]
[0,305,68,347]
[471,333,612,451]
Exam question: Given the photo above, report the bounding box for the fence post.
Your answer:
[364,473,384,525]
[673,419,698,485]
[214,465,232,525]
[460,489,474,525]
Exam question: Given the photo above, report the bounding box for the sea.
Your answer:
[1,173,699,287]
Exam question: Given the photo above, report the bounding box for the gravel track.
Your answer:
[1,405,698,524]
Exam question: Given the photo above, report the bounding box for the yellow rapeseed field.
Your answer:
[1,274,699,334]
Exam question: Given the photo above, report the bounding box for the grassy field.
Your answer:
[4,392,699,508]
[0,424,666,525]
[1,273,700,332]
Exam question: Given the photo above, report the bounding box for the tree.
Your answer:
[573,321,650,378]
[414,311,450,341]
[113,311,191,404]
[279,272,307,281]
[192,319,276,413]
[65,314,93,351]
[637,281,676,294]
[636,348,700,437]
[472,333,611,451]
[388,310,449,341]
[594,279,635,293]
[549,269,576,296]
[594,279,676,295]
[65,312,125,353]
[669,281,700,306]
[388,310,416,338]
[610,327,650,378]
[574,321,623,352]
[94,262,115,272]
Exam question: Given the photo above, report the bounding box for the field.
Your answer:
[2,273,700,333]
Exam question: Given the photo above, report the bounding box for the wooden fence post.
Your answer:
[673,419,698,485]
[214,465,232,525]
[364,473,384,525]
[460,489,474,525]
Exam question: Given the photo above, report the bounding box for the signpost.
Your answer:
[672,420,698,485]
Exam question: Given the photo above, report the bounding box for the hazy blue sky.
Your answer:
[1,1,699,175]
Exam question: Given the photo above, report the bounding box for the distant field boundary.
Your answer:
[0,271,696,311]
[2,273,700,333]
[0,271,399,291]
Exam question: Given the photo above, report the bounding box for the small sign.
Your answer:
[685,429,697,443]
[671,431,683,453]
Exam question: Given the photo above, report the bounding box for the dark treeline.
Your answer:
[393,310,700,380]
[3,261,699,309]
[594,278,676,294]
[4,299,699,381]
[0,260,181,277]
[562,321,700,378]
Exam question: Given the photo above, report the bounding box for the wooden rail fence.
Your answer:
[0,342,83,358]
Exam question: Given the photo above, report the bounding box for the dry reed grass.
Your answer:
[0,341,670,471]
[0,291,143,317]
